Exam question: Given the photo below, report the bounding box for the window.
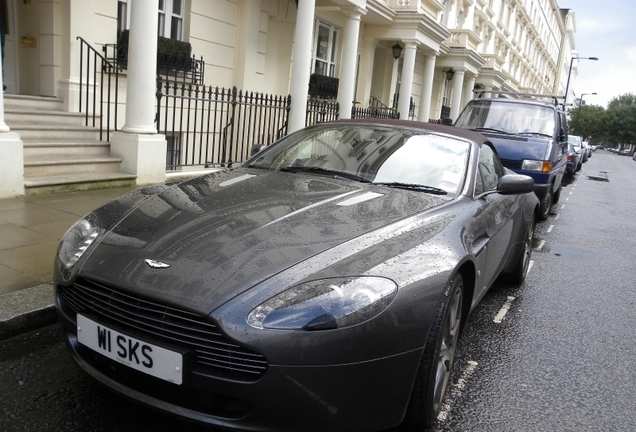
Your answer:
[117,0,184,40]
[476,145,505,195]
[312,21,338,77]
[158,0,184,40]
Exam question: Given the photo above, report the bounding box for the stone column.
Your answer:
[235,0,263,91]
[0,49,25,197]
[288,0,316,133]
[110,0,167,185]
[418,53,437,122]
[59,0,96,112]
[356,37,377,108]
[388,52,400,109]
[337,7,366,119]
[397,41,418,120]
[463,73,476,109]
[450,68,466,121]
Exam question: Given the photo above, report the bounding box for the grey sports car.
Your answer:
[55,119,538,431]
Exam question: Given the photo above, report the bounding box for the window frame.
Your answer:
[312,20,339,77]
[117,0,184,41]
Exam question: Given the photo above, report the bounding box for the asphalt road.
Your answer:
[1,151,635,432]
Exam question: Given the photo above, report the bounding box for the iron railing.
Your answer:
[77,37,122,141]
[156,79,291,170]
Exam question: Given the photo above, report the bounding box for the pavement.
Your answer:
[0,172,209,339]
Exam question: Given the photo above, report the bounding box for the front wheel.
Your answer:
[538,189,552,221]
[405,274,464,427]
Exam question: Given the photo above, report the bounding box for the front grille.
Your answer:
[59,279,268,379]
[500,158,523,170]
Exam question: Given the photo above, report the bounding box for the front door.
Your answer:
[1,0,18,94]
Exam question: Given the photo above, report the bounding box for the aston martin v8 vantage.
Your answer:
[55,119,538,431]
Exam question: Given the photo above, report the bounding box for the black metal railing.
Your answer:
[156,79,291,170]
[305,98,339,126]
[77,37,122,141]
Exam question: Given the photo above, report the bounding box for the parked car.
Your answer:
[454,92,568,221]
[565,141,581,177]
[633,151,636,161]
[568,135,585,168]
[620,149,631,156]
[54,119,538,432]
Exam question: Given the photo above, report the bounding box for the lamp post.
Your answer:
[564,56,598,104]
[574,92,597,135]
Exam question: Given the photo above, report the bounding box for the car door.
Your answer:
[469,145,518,299]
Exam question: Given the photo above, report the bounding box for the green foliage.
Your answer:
[117,30,192,59]
[568,92,636,145]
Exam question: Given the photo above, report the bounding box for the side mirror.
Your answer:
[250,144,268,157]
[496,174,535,195]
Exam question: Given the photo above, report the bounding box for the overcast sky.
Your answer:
[558,0,636,108]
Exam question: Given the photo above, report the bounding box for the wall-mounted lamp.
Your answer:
[392,42,403,60]
[446,69,455,81]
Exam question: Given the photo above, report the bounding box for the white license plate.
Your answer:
[77,314,183,385]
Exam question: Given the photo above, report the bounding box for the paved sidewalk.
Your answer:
[0,185,143,338]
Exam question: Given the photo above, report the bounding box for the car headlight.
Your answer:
[58,213,100,269]
[521,160,552,173]
[247,277,398,331]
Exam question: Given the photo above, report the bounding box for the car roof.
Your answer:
[330,118,491,147]
[469,97,560,110]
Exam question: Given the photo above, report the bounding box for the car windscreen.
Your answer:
[246,125,471,196]
[456,100,556,137]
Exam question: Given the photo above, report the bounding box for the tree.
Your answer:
[605,93,636,146]
[567,93,636,146]
[568,104,606,142]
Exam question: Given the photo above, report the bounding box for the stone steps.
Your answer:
[4,94,136,195]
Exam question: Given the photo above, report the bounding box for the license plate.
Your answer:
[77,314,183,385]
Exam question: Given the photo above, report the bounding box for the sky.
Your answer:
[558,0,636,108]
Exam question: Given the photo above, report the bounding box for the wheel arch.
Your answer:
[456,260,476,327]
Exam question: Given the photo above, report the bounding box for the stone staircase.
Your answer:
[4,94,137,195]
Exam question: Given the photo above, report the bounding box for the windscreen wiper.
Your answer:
[373,182,448,195]
[280,166,371,183]
[470,127,512,135]
[516,131,553,138]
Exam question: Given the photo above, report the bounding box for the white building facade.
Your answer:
[0,0,578,198]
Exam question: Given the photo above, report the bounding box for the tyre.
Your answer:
[405,274,464,427]
[538,189,552,221]
[508,214,535,284]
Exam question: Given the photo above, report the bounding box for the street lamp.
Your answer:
[392,42,403,60]
[574,92,597,135]
[564,56,599,104]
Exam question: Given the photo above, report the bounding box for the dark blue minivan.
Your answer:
[454,93,568,220]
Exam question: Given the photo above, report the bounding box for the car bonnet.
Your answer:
[78,168,447,314]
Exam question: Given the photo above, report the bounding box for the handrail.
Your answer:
[77,36,122,141]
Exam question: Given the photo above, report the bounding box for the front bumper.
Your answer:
[61,327,421,432]
[55,280,428,432]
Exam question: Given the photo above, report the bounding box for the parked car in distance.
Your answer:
[620,149,631,156]
[454,91,568,221]
[54,119,539,432]
[568,135,584,170]
[565,141,581,177]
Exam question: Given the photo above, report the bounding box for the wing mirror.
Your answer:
[496,174,535,195]
[250,144,268,157]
